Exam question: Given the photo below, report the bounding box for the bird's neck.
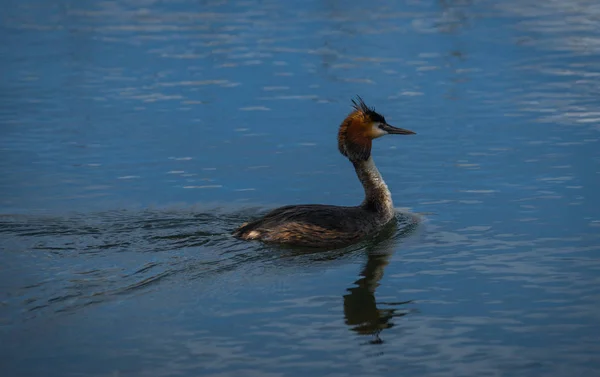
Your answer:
[352,157,395,221]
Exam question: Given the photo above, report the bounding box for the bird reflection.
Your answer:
[343,221,414,344]
[263,215,418,344]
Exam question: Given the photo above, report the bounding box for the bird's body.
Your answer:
[233,97,415,248]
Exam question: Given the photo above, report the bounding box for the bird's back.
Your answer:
[232,204,388,248]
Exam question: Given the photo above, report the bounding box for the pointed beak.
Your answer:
[381,123,416,135]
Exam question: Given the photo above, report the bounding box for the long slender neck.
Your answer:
[351,157,395,220]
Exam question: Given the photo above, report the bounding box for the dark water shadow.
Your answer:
[1,207,261,318]
[342,215,419,344]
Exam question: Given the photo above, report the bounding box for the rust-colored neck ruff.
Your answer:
[338,112,372,162]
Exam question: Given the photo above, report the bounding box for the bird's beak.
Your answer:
[381,123,416,135]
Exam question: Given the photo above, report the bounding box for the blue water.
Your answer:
[1,0,600,376]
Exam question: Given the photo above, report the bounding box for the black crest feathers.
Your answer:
[351,96,386,123]
[351,95,373,114]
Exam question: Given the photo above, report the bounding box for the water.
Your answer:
[1,0,600,376]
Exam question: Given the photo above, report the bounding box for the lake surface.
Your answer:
[1,0,600,376]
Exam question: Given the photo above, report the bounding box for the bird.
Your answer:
[233,96,415,248]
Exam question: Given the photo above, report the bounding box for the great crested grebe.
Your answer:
[233,96,415,248]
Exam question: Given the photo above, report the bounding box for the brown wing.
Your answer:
[232,204,372,247]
